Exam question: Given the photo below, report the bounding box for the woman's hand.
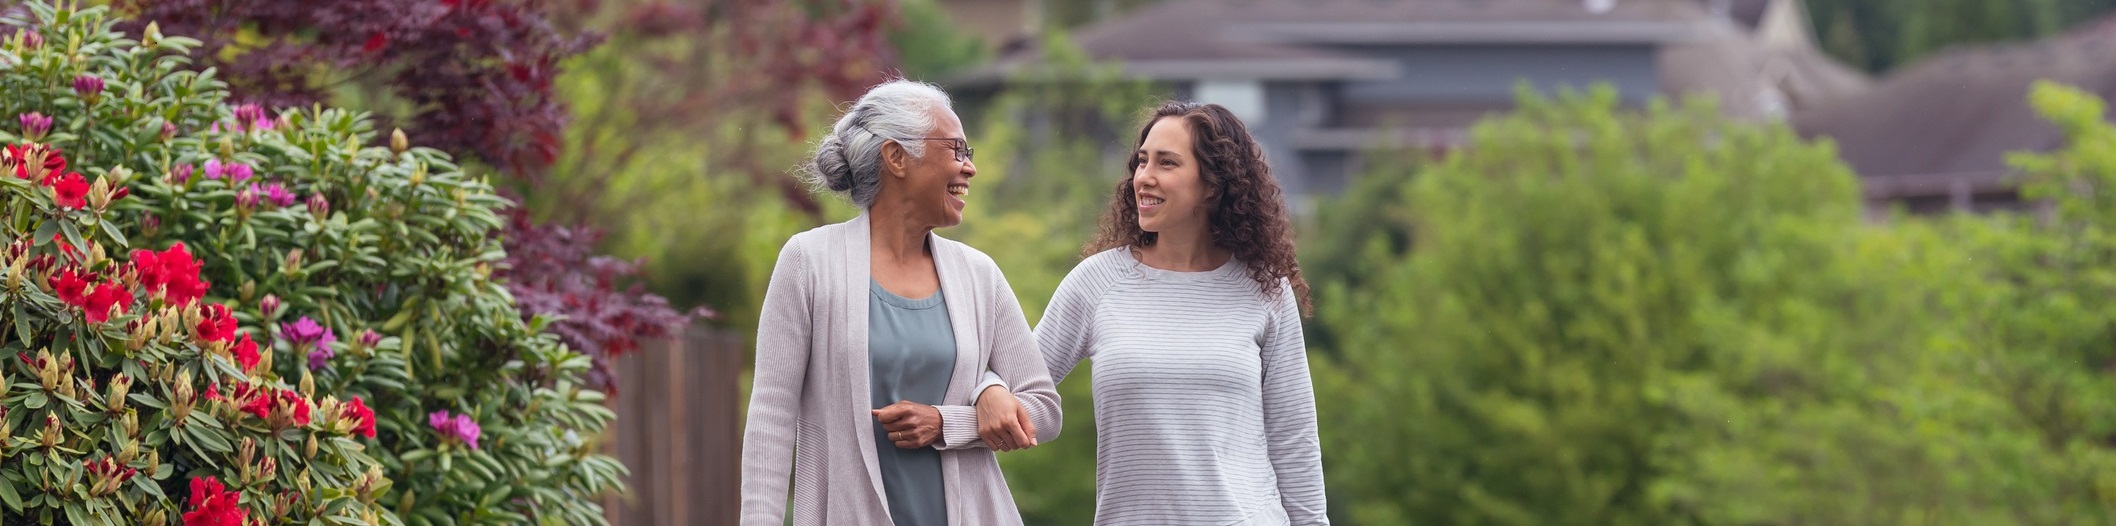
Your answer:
[974,386,1037,452]
[874,401,943,449]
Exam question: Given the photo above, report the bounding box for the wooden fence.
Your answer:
[604,324,746,525]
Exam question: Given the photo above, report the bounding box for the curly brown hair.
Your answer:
[1086,101,1312,315]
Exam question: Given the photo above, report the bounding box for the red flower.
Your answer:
[49,171,89,209]
[231,333,260,373]
[2,143,65,181]
[184,476,246,526]
[203,383,223,402]
[133,243,208,306]
[47,268,90,307]
[285,391,312,426]
[234,384,272,421]
[196,303,237,343]
[363,32,389,53]
[83,282,134,323]
[343,396,377,439]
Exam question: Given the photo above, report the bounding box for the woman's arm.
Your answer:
[738,241,814,525]
[936,266,1063,450]
[1260,284,1328,524]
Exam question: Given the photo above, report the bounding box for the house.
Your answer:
[1793,15,2116,215]
[946,0,1870,207]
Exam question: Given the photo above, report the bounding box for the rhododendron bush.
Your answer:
[0,3,623,524]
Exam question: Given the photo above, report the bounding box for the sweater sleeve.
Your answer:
[1034,258,1108,386]
[1260,283,1329,524]
[939,259,1064,449]
[738,239,814,525]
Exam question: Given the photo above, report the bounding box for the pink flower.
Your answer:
[234,186,258,211]
[203,159,253,182]
[259,183,297,207]
[72,75,104,101]
[428,410,482,449]
[18,112,50,142]
[280,317,335,347]
[169,163,194,184]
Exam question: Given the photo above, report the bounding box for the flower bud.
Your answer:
[305,434,318,459]
[18,112,51,143]
[143,22,161,48]
[307,192,329,217]
[106,374,130,413]
[299,369,315,399]
[72,74,104,103]
[160,121,177,142]
[168,163,193,185]
[409,163,426,186]
[144,509,166,526]
[4,251,27,290]
[18,30,42,51]
[390,128,408,155]
[240,280,256,304]
[235,186,259,217]
[238,437,256,469]
[220,136,235,159]
[88,177,111,211]
[285,249,304,276]
[259,294,281,318]
[258,456,277,482]
[39,413,60,449]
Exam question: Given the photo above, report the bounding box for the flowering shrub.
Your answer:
[1,3,624,524]
[2,138,389,523]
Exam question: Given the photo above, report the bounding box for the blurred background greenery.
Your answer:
[589,1,2116,523]
[88,0,2116,522]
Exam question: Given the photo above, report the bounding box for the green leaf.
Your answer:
[97,219,128,249]
[11,304,29,348]
[0,474,21,512]
[57,221,86,257]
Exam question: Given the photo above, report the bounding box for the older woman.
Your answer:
[980,101,1329,525]
[739,79,1061,526]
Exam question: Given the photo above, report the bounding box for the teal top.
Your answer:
[869,279,954,526]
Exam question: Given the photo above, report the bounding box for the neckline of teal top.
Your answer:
[870,278,944,310]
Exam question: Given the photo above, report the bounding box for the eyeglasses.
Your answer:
[893,137,974,163]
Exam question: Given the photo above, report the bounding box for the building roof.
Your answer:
[1793,15,2116,191]
[952,0,1719,85]
[1661,19,1870,119]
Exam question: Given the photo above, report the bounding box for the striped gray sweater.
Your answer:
[1037,248,1329,525]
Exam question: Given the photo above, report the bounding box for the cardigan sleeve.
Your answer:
[737,237,814,524]
[937,254,1065,449]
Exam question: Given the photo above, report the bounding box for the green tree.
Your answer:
[1807,0,2116,72]
[1308,84,2116,524]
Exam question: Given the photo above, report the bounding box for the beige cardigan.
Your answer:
[739,213,1063,526]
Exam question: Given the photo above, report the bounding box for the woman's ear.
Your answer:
[881,140,909,180]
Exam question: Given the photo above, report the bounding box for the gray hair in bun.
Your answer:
[803,79,953,208]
